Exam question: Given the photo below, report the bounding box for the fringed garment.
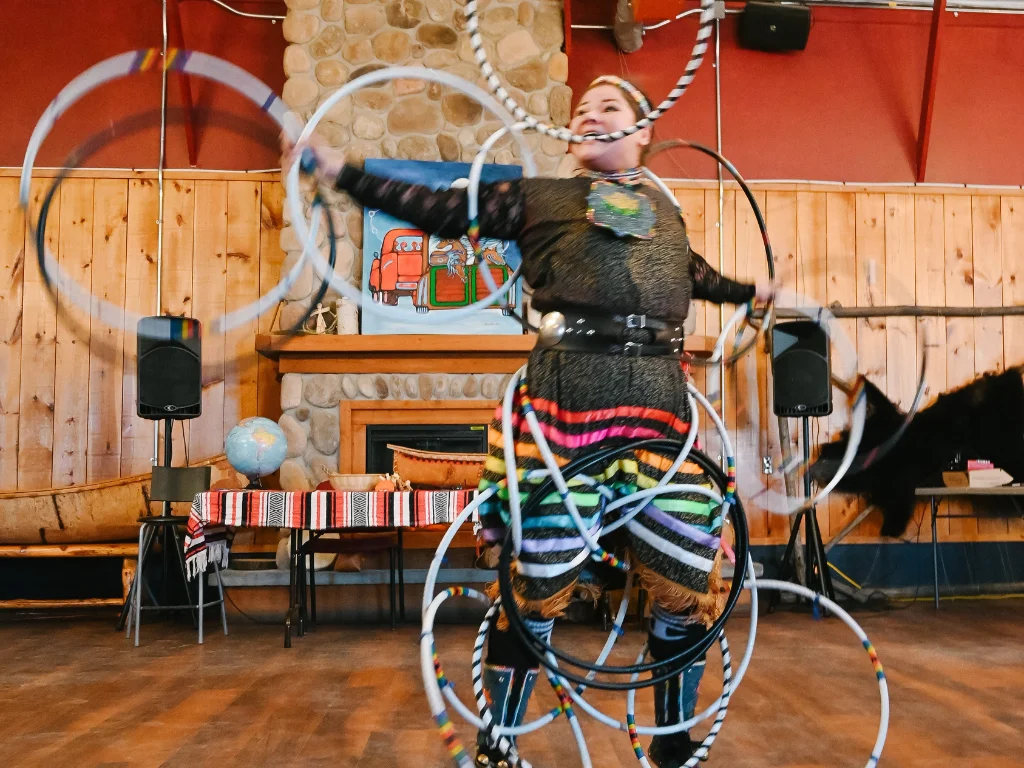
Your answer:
[336,164,755,625]
[476,350,728,625]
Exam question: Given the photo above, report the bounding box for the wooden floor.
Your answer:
[1,599,1022,768]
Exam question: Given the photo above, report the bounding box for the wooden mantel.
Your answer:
[255,333,715,375]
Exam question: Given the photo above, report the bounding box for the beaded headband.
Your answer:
[587,76,652,117]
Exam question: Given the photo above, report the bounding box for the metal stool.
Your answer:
[124,466,228,646]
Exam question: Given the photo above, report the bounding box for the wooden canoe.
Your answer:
[0,456,245,545]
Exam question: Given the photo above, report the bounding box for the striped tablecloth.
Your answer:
[184,489,477,578]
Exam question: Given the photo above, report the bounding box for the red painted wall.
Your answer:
[5,1,1021,185]
[568,3,1024,185]
[0,1,287,171]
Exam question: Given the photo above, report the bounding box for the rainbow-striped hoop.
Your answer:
[19,49,321,338]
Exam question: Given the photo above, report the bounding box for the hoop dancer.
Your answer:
[294,76,774,768]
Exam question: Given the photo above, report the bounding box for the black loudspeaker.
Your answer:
[771,320,832,417]
[738,2,812,53]
[137,316,202,420]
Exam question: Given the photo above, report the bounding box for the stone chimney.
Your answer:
[277,0,572,330]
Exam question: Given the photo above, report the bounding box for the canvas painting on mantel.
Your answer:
[360,158,525,336]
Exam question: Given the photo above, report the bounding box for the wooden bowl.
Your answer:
[328,473,380,492]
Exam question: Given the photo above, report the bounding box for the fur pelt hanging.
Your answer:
[810,368,1024,537]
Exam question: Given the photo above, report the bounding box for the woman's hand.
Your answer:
[280,131,348,181]
[754,278,780,303]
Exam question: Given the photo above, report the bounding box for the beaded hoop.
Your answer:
[420,479,889,768]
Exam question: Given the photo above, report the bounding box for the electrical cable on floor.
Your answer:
[828,562,862,590]
[893,593,1024,602]
[222,583,280,626]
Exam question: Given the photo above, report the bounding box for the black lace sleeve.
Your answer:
[334,164,526,240]
[690,250,757,304]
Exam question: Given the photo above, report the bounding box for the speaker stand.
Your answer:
[116,419,190,630]
[770,417,835,612]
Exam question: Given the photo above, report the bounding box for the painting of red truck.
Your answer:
[360,159,523,335]
[368,229,515,314]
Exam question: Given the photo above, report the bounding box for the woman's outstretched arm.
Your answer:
[334,164,526,240]
[689,250,757,304]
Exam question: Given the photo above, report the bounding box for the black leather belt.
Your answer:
[535,310,683,357]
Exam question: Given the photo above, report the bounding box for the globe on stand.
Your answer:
[225,417,288,490]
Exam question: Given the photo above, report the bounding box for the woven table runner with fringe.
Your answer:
[183,489,477,579]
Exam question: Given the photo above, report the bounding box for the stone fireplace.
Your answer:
[261,334,535,488]
[276,0,574,332]
[277,370,512,488]
[271,0,574,486]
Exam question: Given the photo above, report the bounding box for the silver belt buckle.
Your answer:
[624,314,646,329]
[537,311,566,347]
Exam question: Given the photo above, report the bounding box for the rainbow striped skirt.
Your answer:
[478,349,726,621]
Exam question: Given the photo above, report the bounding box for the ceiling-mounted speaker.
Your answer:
[738,2,812,53]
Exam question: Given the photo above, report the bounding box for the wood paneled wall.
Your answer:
[0,173,285,492]
[672,183,1024,545]
[2,173,1022,546]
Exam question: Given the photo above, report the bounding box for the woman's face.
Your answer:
[568,84,652,172]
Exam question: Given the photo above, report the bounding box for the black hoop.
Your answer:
[646,139,777,367]
[32,108,335,339]
[497,441,749,690]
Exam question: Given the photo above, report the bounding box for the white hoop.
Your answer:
[752,580,889,768]
[19,49,317,338]
[468,122,531,300]
[421,387,887,768]
[290,67,538,326]
[729,292,869,517]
